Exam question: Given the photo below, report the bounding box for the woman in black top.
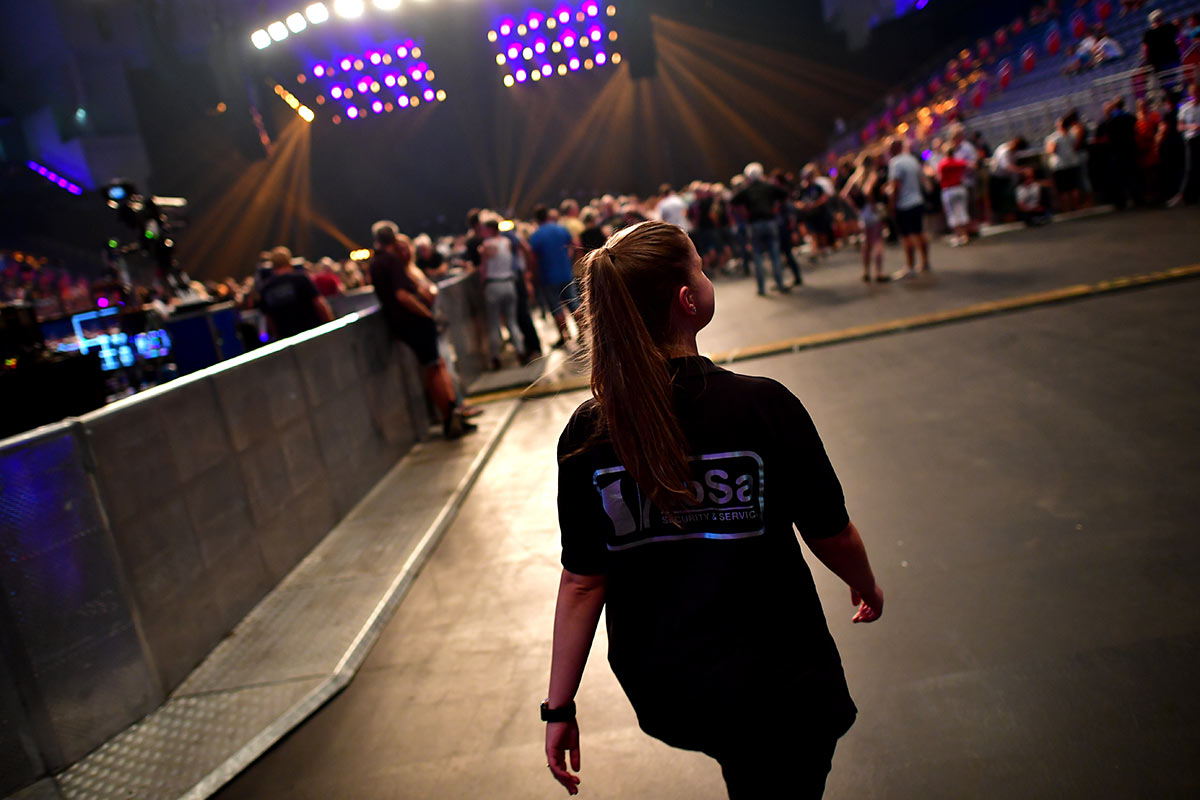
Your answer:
[544,221,883,798]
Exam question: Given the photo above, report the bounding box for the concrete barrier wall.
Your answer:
[0,308,431,787]
[435,273,486,391]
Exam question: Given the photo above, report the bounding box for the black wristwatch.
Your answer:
[540,699,576,723]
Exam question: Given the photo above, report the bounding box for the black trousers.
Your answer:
[513,273,541,356]
[713,730,839,799]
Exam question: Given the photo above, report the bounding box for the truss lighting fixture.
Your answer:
[284,37,446,122]
[488,2,619,87]
[307,3,331,23]
[273,84,316,123]
[251,0,407,49]
[27,161,84,195]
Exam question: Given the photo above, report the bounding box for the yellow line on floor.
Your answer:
[467,263,1200,405]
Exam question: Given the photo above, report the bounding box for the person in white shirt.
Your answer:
[655,184,690,231]
[1169,81,1200,206]
[1065,29,1099,75]
[886,137,930,278]
[1015,169,1050,225]
[1093,33,1125,64]
[989,136,1028,221]
[1045,116,1083,212]
[480,219,525,368]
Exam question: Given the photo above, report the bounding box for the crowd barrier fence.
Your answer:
[0,302,453,794]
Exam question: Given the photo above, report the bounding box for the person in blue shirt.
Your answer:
[527,205,581,348]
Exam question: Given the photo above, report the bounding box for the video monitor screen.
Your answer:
[41,308,171,372]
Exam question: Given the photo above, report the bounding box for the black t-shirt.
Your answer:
[464,233,485,267]
[1143,23,1180,68]
[259,271,321,338]
[691,196,716,231]
[557,356,856,752]
[369,248,422,332]
[797,182,832,222]
[578,226,606,254]
[416,249,445,276]
[731,180,787,222]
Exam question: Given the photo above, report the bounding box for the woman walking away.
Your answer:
[543,220,884,799]
[841,152,889,281]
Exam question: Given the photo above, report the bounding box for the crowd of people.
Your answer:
[7,6,1197,440]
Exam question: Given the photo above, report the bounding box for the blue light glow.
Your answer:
[26,160,83,195]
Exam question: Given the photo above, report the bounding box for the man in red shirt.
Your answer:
[937,144,971,247]
[311,258,344,297]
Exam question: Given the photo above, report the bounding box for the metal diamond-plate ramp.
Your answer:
[57,679,323,800]
[25,401,519,800]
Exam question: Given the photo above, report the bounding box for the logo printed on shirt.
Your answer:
[592,451,765,551]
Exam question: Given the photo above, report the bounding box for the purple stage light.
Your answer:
[314,64,326,77]
[68,185,82,195]
[542,63,553,75]
[507,44,519,58]
[590,27,602,41]
[515,69,528,82]
[372,100,383,113]
[563,32,576,47]
[398,95,410,107]
[568,56,580,70]
[528,12,543,29]
[534,39,546,53]
[585,2,599,16]
[369,51,382,64]
[97,297,109,308]
[423,88,434,101]
[347,106,359,119]
[499,20,513,35]
[595,51,606,64]
[340,57,352,70]
[331,85,344,98]
[557,6,571,24]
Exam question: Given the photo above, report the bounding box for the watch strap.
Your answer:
[540,699,576,723]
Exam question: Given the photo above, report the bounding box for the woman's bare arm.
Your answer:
[545,569,607,795]
[804,520,884,623]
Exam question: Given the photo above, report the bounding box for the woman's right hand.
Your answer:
[546,720,582,795]
[851,584,883,623]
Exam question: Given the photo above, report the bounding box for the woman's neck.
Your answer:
[661,331,700,359]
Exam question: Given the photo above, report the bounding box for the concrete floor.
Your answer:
[217,217,1200,799]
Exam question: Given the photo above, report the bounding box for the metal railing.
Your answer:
[963,63,1195,144]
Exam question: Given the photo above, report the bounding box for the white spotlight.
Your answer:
[267,21,289,41]
[251,29,271,49]
[286,12,307,33]
[306,3,330,24]
[334,0,365,18]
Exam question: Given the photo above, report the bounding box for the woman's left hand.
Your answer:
[546,719,582,795]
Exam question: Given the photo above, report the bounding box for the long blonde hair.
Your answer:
[576,220,695,514]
